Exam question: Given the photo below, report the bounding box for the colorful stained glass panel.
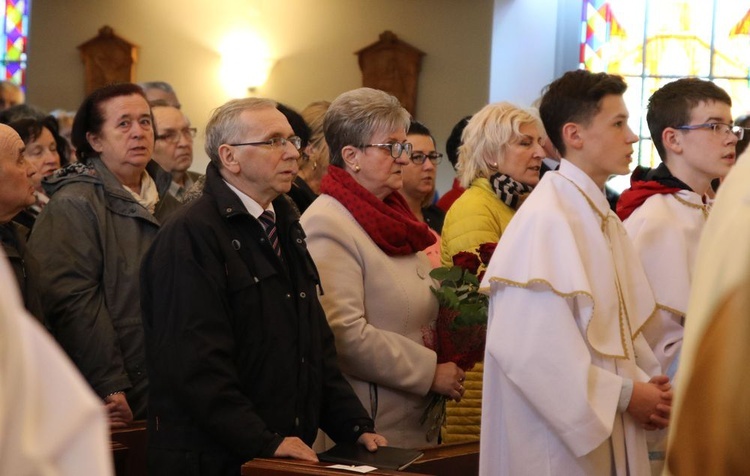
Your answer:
[581,0,750,180]
[1,0,29,87]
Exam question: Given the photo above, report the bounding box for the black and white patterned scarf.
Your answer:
[489,172,534,210]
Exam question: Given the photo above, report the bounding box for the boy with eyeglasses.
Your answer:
[616,78,738,383]
[616,78,737,473]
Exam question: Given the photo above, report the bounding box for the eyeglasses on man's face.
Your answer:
[228,135,302,151]
[409,151,443,165]
[359,141,413,159]
[674,122,744,141]
[155,127,197,144]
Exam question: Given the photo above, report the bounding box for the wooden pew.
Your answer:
[111,420,148,476]
[408,442,479,475]
[241,442,479,476]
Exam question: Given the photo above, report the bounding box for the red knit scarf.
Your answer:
[320,165,436,256]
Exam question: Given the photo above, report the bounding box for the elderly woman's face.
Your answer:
[88,94,154,172]
[24,126,60,189]
[496,123,545,186]
[352,128,410,200]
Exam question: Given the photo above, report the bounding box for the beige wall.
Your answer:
[27,0,493,192]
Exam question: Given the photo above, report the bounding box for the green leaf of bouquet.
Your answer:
[465,273,480,286]
[429,267,452,280]
[455,303,488,325]
[430,287,442,301]
[444,266,463,282]
[444,287,461,307]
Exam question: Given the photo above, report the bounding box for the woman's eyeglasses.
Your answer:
[359,142,413,159]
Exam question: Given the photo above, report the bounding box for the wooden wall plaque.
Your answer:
[356,31,425,116]
[78,26,138,95]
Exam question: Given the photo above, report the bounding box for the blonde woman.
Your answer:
[440,102,545,443]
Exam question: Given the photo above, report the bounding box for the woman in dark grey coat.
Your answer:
[28,83,180,427]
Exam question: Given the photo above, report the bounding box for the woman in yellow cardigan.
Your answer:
[440,102,545,442]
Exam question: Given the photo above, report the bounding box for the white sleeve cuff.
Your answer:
[618,378,633,413]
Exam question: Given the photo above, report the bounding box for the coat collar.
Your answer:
[202,161,298,229]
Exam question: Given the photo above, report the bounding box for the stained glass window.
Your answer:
[1,0,29,88]
[581,0,750,189]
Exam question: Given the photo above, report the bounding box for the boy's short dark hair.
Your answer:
[647,78,732,161]
[539,70,627,157]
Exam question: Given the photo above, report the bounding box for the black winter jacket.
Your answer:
[141,162,374,465]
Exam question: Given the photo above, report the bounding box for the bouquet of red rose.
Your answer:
[420,242,497,440]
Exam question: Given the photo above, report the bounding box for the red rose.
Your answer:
[478,242,498,266]
[452,251,481,275]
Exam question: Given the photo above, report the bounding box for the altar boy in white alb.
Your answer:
[616,78,737,378]
[479,70,672,476]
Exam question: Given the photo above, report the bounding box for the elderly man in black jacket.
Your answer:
[141,97,386,476]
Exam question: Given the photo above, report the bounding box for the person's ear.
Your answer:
[662,128,683,155]
[561,122,583,151]
[218,144,241,174]
[86,132,103,153]
[303,143,315,160]
[341,145,360,171]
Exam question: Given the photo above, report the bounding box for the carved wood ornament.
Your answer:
[355,31,425,116]
[78,26,138,95]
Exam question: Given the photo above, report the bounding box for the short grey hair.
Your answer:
[457,102,542,188]
[138,81,176,94]
[324,88,411,168]
[204,97,277,166]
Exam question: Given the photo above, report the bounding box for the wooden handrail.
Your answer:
[241,442,479,476]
